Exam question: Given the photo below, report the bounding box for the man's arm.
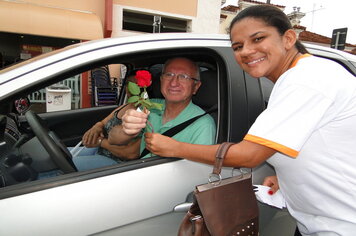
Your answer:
[82,104,131,147]
[100,138,141,160]
[108,109,148,145]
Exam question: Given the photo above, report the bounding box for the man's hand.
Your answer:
[122,109,149,136]
[144,132,180,157]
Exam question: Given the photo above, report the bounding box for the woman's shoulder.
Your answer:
[296,55,348,75]
[282,55,346,85]
[277,55,356,98]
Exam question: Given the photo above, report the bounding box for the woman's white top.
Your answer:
[245,55,356,235]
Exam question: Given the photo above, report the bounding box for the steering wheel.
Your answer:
[25,110,77,173]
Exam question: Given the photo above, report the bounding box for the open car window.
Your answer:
[0,47,226,197]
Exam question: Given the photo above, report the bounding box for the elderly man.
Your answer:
[108,57,216,158]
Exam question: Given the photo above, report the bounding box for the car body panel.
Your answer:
[0,160,237,235]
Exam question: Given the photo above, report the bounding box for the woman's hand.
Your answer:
[262,175,280,195]
[145,133,180,157]
[82,122,104,147]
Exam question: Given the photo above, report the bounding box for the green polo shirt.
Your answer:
[140,98,216,158]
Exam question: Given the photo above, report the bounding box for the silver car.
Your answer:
[0,33,355,236]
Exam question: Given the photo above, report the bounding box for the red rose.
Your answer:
[135,70,152,87]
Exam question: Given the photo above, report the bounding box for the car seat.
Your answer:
[192,70,218,111]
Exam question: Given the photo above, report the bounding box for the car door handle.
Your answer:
[174,202,193,212]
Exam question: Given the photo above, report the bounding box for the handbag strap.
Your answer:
[212,142,234,175]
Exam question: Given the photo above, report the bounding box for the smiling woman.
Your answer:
[143,5,356,236]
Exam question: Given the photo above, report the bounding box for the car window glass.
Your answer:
[28,75,81,113]
[28,64,126,113]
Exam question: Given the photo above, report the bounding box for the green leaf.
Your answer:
[128,82,140,95]
[140,100,151,110]
[134,101,141,107]
[151,102,163,111]
[142,99,153,107]
[127,96,139,103]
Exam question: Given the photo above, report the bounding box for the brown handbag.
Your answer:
[177,142,259,236]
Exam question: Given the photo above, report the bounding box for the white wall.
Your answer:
[191,0,221,34]
[112,0,222,37]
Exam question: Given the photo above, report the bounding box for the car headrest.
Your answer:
[192,70,218,110]
[147,71,163,99]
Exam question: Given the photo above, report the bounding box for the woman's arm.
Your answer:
[144,133,276,168]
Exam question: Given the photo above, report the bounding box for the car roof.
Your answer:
[0,33,230,80]
[1,33,354,84]
[2,33,356,71]
[304,42,356,62]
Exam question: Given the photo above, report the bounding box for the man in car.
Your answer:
[108,57,216,158]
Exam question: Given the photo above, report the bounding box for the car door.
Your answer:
[0,36,233,236]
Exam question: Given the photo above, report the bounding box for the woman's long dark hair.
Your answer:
[229,5,308,54]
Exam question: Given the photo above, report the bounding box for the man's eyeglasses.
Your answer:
[161,72,199,83]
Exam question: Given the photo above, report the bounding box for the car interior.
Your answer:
[0,48,229,190]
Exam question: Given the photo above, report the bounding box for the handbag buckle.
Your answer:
[208,173,222,186]
[232,167,251,178]
[190,215,202,221]
[189,215,202,234]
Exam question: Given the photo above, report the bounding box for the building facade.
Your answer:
[0,0,223,109]
[0,0,223,68]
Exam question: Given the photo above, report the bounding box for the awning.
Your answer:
[0,1,103,40]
